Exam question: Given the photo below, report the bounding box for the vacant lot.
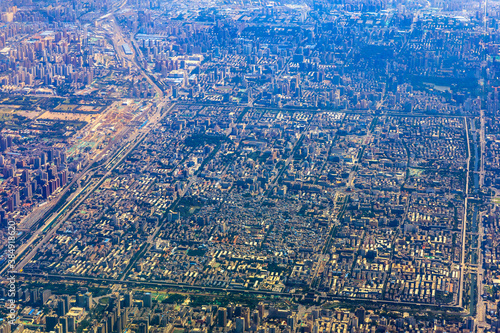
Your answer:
[37,111,93,122]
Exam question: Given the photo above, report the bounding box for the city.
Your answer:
[0,0,500,333]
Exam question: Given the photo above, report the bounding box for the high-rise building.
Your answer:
[268,325,279,333]
[116,315,123,333]
[40,153,47,165]
[76,294,85,308]
[110,294,120,312]
[218,307,227,327]
[21,169,29,182]
[143,293,152,308]
[58,299,66,316]
[124,292,132,308]
[286,315,295,331]
[244,308,251,330]
[106,314,114,333]
[227,303,234,320]
[257,302,264,319]
[7,196,14,212]
[46,315,59,332]
[59,316,68,333]
[63,295,71,313]
[355,307,365,324]
[138,321,148,333]
[42,290,52,304]
[236,317,245,333]
[252,310,260,327]
[85,292,93,310]
[54,323,63,333]
[30,288,39,305]
[68,316,76,332]
[0,137,7,151]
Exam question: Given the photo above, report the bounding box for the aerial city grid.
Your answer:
[0,0,500,332]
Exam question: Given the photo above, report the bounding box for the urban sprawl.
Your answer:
[1,1,500,333]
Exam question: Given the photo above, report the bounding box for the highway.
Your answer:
[475,108,488,331]
[13,272,464,311]
[346,117,376,189]
[479,108,486,187]
[108,16,163,98]
[458,116,471,309]
[476,211,490,333]
[95,0,163,99]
